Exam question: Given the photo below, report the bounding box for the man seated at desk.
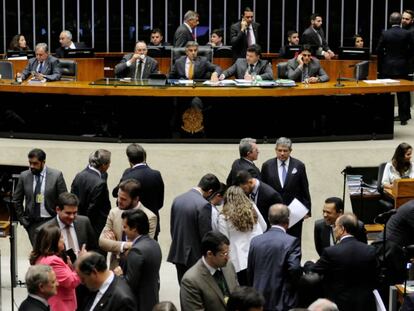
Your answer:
[115,41,159,80]
[287,44,329,83]
[55,30,87,58]
[18,43,61,81]
[168,41,221,81]
[219,44,273,81]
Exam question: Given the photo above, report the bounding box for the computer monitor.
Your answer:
[6,50,35,59]
[63,48,95,58]
[338,47,370,60]
[354,61,369,81]
[284,45,302,59]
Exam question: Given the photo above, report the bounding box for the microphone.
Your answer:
[341,165,352,174]
[374,209,397,224]
[335,70,344,87]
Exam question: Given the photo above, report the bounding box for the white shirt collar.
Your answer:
[184,22,193,33]
[277,158,290,167]
[69,42,76,49]
[202,256,217,275]
[88,165,101,177]
[98,271,114,296]
[28,294,49,307]
[271,224,286,233]
[252,178,259,195]
[132,163,146,168]
[56,215,73,229]
[339,234,353,242]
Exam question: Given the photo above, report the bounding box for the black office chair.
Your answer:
[277,62,288,79]
[59,59,78,81]
[213,46,232,58]
[0,61,14,79]
[377,162,394,212]
[171,46,213,66]
[147,46,163,58]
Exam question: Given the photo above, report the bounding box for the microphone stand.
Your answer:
[335,70,344,87]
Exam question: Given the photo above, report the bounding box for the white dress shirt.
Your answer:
[57,215,80,253]
[33,166,51,218]
[277,158,291,188]
[89,271,115,311]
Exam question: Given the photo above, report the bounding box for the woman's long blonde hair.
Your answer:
[221,186,258,232]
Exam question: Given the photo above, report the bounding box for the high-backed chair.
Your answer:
[0,61,14,79]
[147,46,163,58]
[213,46,232,58]
[59,59,78,81]
[377,162,394,212]
[171,46,213,66]
[277,62,288,79]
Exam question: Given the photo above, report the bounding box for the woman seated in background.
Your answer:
[353,34,364,48]
[9,34,29,51]
[30,225,82,311]
[218,186,266,286]
[382,142,414,189]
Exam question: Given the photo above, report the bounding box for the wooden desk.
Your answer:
[384,178,414,208]
[2,58,105,81]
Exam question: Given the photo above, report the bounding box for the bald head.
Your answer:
[268,204,290,227]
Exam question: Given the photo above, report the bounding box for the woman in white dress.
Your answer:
[382,142,414,189]
[218,186,267,285]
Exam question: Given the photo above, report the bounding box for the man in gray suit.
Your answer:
[287,44,329,83]
[18,43,61,81]
[219,44,273,81]
[13,148,67,245]
[173,10,199,47]
[168,173,221,284]
[180,231,239,311]
[114,41,159,80]
[115,209,161,311]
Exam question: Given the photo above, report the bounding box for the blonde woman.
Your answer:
[218,186,266,285]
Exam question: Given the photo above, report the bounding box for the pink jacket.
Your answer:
[36,255,81,311]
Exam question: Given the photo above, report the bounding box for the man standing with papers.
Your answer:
[261,137,311,244]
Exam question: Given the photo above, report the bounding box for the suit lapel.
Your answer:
[92,278,115,310]
[284,158,295,188]
[272,159,283,190]
[199,262,226,307]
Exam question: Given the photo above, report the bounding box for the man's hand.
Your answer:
[297,54,304,66]
[244,73,252,80]
[102,229,116,240]
[307,77,319,83]
[113,266,123,276]
[241,19,248,32]
[211,72,219,82]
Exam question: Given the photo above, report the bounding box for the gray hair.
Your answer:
[275,137,292,150]
[239,137,256,157]
[185,41,199,49]
[184,10,199,22]
[35,43,48,53]
[268,204,290,226]
[89,149,111,168]
[308,298,339,311]
[26,265,53,295]
[61,30,73,40]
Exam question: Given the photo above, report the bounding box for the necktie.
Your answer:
[33,174,42,218]
[250,192,256,202]
[192,29,196,40]
[38,62,44,73]
[213,269,229,297]
[65,225,76,251]
[249,64,255,74]
[134,60,143,80]
[302,65,309,81]
[246,27,253,47]
[330,226,337,245]
[188,61,194,79]
[281,161,287,186]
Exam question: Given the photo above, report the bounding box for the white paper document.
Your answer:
[288,198,309,228]
[177,79,194,85]
[363,79,400,84]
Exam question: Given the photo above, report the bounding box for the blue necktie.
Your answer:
[281,161,287,185]
[38,62,44,73]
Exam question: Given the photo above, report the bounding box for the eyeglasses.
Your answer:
[217,251,229,257]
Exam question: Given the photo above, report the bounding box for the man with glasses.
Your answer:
[115,41,159,80]
[180,231,238,311]
[287,44,329,83]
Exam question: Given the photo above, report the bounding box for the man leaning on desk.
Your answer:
[115,41,159,80]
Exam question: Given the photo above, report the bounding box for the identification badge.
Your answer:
[36,194,43,203]
[224,296,229,305]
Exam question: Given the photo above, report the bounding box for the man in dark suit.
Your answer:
[114,41,159,79]
[13,148,67,245]
[116,209,162,311]
[311,213,378,311]
[287,44,329,83]
[230,7,260,61]
[226,137,261,186]
[19,265,57,311]
[261,137,311,242]
[220,44,273,81]
[76,252,137,311]
[112,143,164,240]
[173,10,199,47]
[55,30,87,58]
[169,41,221,80]
[302,13,335,59]
[71,149,112,239]
[377,12,414,125]
[149,28,169,46]
[180,231,239,311]
[248,204,302,311]
[18,43,61,81]
[234,170,283,227]
[314,197,367,256]
[279,30,300,59]
[168,173,221,284]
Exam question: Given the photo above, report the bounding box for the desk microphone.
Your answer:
[335,70,344,87]
[341,165,352,174]
[374,209,396,224]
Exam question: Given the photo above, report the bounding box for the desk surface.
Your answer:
[0,79,413,97]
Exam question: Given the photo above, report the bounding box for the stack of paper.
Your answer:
[275,79,296,86]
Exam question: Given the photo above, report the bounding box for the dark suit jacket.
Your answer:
[287,57,329,82]
[314,219,367,256]
[248,227,302,311]
[173,24,194,47]
[256,181,283,228]
[13,167,67,227]
[80,275,137,311]
[261,157,311,215]
[302,26,330,53]
[114,55,159,79]
[222,58,273,80]
[180,259,239,311]
[125,235,162,311]
[167,189,210,267]
[55,42,87,58]
[21,55,61,81]
[311,237,378,311]
[226,158,261,186]
[71,167,111,236]
[376,25,413,77]
[19,296,49,311]
[168,56,222,80]
[230,21,260,60]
